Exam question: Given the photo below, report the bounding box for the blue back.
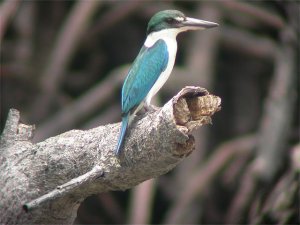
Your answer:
[122,39,169,114]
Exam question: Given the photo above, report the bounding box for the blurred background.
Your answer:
[0,0,299,224]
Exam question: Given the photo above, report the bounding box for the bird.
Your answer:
[115,9,218,155]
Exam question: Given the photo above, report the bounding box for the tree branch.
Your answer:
[0,86,221,224]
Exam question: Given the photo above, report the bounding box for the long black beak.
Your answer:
[182,17,219,30]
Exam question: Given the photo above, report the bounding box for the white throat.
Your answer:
[144,28,180,47]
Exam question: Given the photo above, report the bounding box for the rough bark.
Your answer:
[0,86,221,224]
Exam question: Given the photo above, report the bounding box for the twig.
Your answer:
[23,165,104,212]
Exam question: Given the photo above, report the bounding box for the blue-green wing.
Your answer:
[121,39,169,114]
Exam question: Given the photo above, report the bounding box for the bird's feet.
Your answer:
[144,104,160,112]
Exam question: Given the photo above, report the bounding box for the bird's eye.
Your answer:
[166,18,176,24]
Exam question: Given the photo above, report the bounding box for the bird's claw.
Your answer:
[144,104,160,112]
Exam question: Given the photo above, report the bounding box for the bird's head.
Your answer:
[146,10,218,35]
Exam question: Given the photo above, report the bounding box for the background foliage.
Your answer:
[1,0,299,224]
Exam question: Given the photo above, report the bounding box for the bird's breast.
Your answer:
[144,37,178,104]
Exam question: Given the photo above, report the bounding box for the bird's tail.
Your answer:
[115,113,130,155]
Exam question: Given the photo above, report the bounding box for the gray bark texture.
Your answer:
[0,86,221,224]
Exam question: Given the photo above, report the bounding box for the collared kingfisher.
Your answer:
[115,10,218,155]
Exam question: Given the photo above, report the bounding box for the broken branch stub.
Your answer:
[173,86,221,131]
